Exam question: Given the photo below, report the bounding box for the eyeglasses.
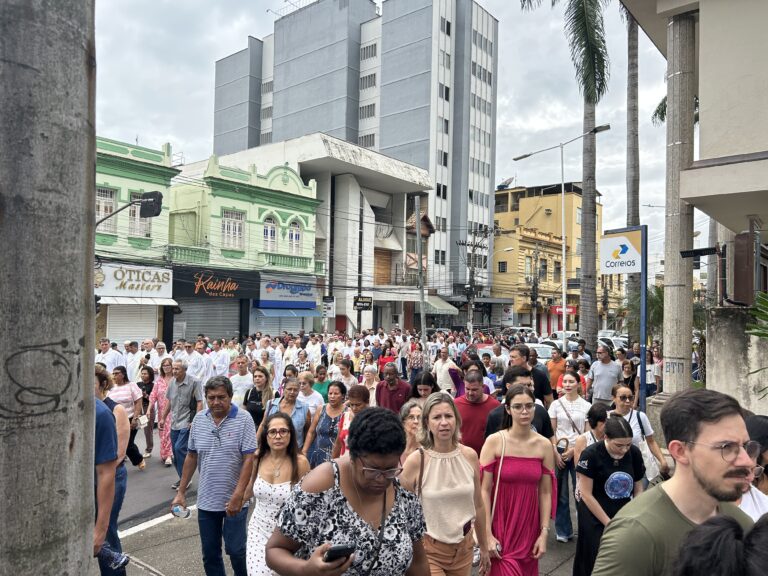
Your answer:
[686,440,762,463]
[509,402,535,413]
[754,465,765,479]
[618,395,635,402]
[359,458,403,480]
[267,428,290,438]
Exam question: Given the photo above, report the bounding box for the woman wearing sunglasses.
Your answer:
[573,414,645,576]
[400,393,490,575]
[266,407,429,575]
[610,384,669,484]
[245,412,309,575]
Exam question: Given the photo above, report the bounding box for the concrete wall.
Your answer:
[213,37,263,156]
[699,0,768,159]
[707,307,768,415]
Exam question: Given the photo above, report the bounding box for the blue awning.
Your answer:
[253,308,322,318]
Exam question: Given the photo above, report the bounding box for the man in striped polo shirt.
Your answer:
[172,376,256,576]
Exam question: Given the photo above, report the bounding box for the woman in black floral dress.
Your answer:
[266,407,429,575]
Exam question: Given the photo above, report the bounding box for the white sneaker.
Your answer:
[164,457,173,467]
[142,451,152,459]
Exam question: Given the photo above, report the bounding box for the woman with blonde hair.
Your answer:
[401,393,490,575]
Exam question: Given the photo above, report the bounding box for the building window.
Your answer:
[221,209,245,250]
[554,261,562,284]
[360,43,377,61]
[576,238,582,255]
[437,150,448,167]
[263,217,277,252]
[260,131,272,145]
[440,17,451,36]
[525,256,532,277]
[128,192,151,238]
[439,83,450,102]
[358,133,375,148]
[442,117,449,134]
[359,103,376,119]
[95,186,117,234]
[261,80,273,95]
[498,261,507,273]
[576,207,582,225]
[539,259,548,281]
[435,183,448,200]
[288,221,301,255]
[359,73,376,90]
[261,106,272,120]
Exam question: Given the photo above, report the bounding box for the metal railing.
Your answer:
[167,244,210,264]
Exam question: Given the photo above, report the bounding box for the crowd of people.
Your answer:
[91,327,768,576]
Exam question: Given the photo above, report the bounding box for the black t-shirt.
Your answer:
[243,389,280,428]
[530,364,553,402]
[576,441,645,519]
[484,403,554,440]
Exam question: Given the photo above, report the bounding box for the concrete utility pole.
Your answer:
[662,13,696,393]
[415,195,428,364]
[707,217,718,305]
[0,1,96,573]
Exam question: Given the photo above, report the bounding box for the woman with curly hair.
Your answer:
[267,408,429,574]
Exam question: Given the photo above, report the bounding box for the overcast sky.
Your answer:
[95,0,710,273]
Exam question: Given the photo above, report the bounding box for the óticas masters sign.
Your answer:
[173,267,261,299]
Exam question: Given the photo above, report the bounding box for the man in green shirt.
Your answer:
[592,388,756,576]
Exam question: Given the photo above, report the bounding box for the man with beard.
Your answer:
[592,389,755,576]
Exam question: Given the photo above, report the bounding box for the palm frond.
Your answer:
[565,0,611,104]
[651,96,667,126]
[618,1,630,24]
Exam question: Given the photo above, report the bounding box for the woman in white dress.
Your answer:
[245,412,310,575]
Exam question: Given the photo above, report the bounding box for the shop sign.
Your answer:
[600,229,642,274]
[354,295,373,311]
[260,273,318,309]
[501,304,514,322]
[549,305,577,315]
[95,263,173,298]
[322,296,335,318]
[174,267,260,299]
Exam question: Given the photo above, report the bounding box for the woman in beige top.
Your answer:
[401,393,491,575]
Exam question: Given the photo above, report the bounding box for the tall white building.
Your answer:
[214,0,498,314]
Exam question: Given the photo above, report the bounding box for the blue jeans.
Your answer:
[98,463,127,576]
[409,367,423,385]
[197,508,248,576]
[171,427,190,478]
[555,451,576,539]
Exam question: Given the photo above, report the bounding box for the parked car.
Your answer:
[461,343,510,366]
[598,330,618,339]
[539,339,563,351]
[597,337,616,351]
[549,331,579,343]
[611,337,629,350]
[528,343,554,361]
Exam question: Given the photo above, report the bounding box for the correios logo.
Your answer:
[612,244,629,259]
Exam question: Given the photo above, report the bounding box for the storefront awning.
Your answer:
[253,308,322,318]
[100,296,178,306]
[421,295,459,316]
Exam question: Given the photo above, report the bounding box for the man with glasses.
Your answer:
[593,389,755,575]
[172,376,256,576]
[585,345,621,406]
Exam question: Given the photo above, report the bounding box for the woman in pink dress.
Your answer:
[479,384,556,576]
[148,357,173,466]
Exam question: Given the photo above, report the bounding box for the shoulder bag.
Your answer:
[490,431,507,524]
[633,410,661,481]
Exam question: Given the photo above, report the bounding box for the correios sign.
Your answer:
[600,229,642,275]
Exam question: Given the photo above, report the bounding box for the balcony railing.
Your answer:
[168,244,210,264]
[314,260,326,275]
[260,252,312,270]
[375,222,394,239]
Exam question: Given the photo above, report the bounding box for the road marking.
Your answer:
[130,556,168,576]
[118,504,198,538]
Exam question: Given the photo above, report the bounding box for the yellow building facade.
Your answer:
[492,183,624,335]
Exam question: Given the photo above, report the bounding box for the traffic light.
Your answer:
[139,191,163,218]
[95,294,101,314]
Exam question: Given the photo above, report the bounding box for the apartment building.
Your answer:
[213,0,498,305]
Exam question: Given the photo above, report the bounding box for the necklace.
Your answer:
[270,455,288,480]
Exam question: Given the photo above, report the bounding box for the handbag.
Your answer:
[490,431,506,523]
[633,410,661,481]
[556,399,581,456]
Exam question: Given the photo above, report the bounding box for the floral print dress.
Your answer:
[276,460,426,575]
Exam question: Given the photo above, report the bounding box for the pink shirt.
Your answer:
[107,382,143,418]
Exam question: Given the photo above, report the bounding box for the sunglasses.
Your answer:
[618,395,635,402]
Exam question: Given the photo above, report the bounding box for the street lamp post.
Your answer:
[513,124,610,352]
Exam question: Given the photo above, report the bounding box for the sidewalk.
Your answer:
[91,510,576,576]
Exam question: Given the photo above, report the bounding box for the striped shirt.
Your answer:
[188,404,257,512]
[107,382,143,418]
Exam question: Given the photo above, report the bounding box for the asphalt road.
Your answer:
[120,427,197,529]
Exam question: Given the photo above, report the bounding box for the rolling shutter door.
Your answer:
[173,298,240,341]
[106,305,158,345]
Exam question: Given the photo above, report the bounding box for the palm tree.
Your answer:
[521,0,611,350]
[622,4,641,344]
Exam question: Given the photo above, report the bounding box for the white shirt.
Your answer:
[548,396,592,444]
[229,373,253,407]
[305,342,322,363]
[341,346,355,359]
[150,351,173,370]
[124,352,140,382]
[301,390,325,417]
[432,357,457,392]
[612,409,655,446]
[283,345,298,366]
[95,348,123,372]
[185,350,206,382]
[739,485,768,521]
[209,349,230,377]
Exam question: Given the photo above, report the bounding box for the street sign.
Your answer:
[680,246,718,258]
[322,296,335,319]
[600,229,642,274]
[353,295,372,311]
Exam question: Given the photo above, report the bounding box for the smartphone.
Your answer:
[323,543,355,563]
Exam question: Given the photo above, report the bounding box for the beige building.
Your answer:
[492,183,623,335]
[625,0,767,413]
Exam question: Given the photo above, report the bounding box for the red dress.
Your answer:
[481,456,556,576]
